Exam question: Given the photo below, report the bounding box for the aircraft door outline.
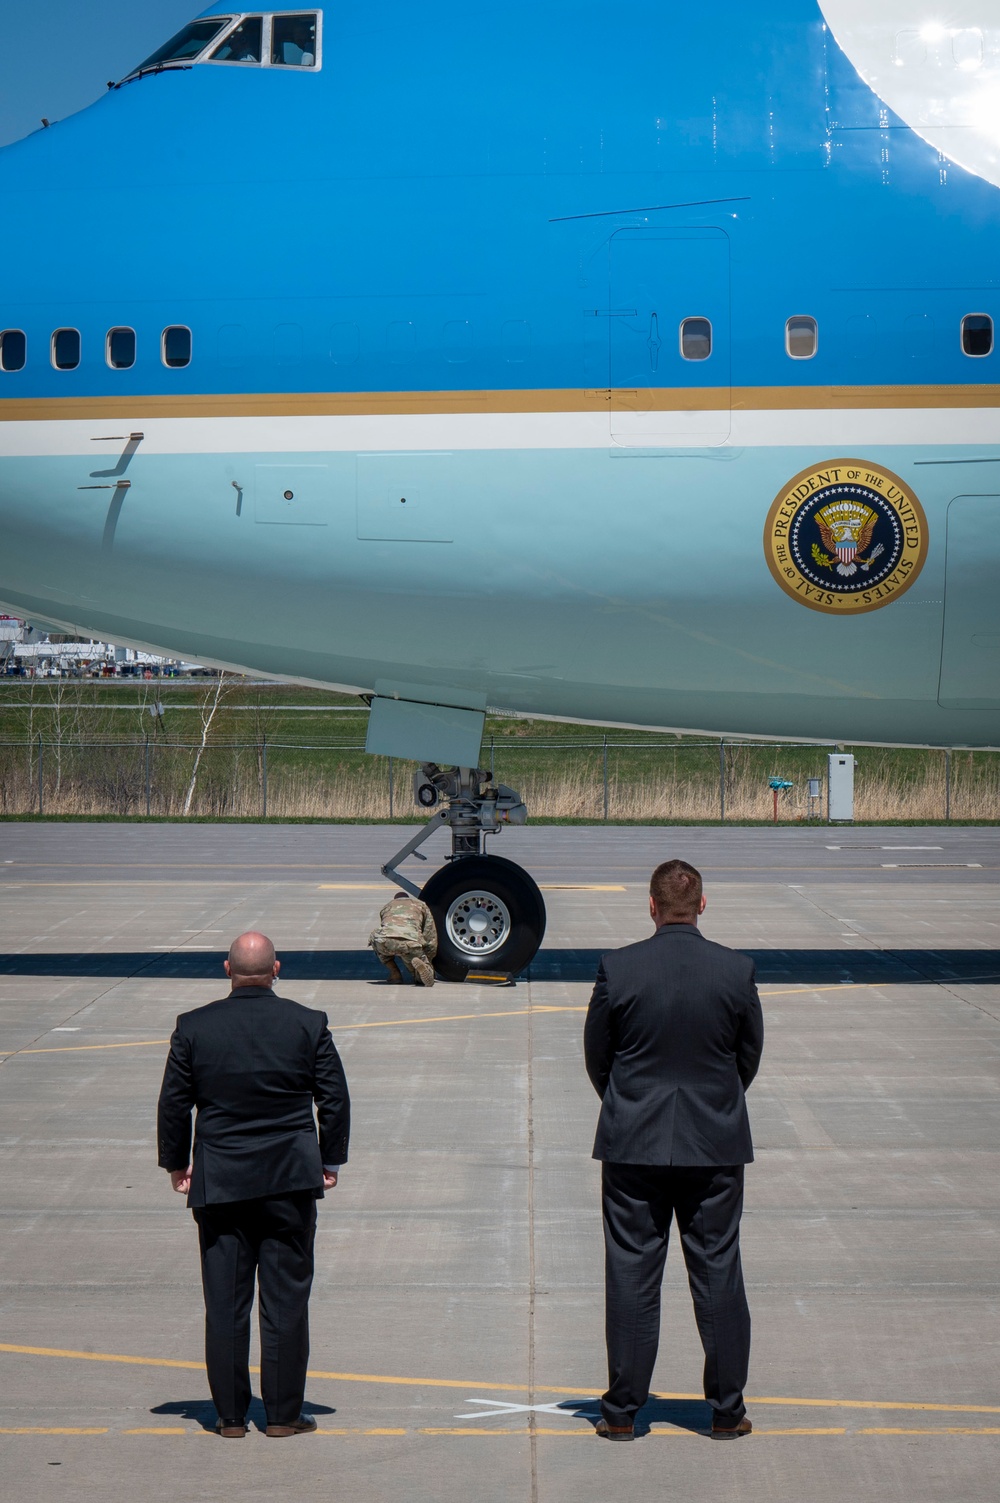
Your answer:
[609,227,732,447]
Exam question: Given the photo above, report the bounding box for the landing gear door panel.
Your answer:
[939,495,1000,708]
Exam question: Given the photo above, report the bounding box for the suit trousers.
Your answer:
[601,1162,750,1427]
[194,1190,317,1427]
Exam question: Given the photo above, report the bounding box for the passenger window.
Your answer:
[107,328,136,370]
[271,13,318,67]
[211,17,263,62]
[329,322,360,365]
[51,329,80,370]
[162,326,192,368]
[132,18,233,73]
[680,317,712,361]
[0,330,26,372]
[962,313,993,357]
[785,315,817,360]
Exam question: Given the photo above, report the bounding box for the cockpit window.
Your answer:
[211,16,263,62]
[271,13,317,66]
[133,19,234,73]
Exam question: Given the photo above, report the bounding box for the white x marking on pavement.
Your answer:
[453,1398,596,1420]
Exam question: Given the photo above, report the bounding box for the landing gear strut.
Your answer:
[381,764,546,982]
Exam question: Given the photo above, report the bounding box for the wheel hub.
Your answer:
[445,889,512,955]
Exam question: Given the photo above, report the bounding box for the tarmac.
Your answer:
[0,821,998,1503]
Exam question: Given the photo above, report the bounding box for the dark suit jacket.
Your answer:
[584,924,763,1167]
[156,986,350,1209]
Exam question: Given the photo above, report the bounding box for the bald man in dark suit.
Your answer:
[157,931,350,1438]
[585,860,763,1442]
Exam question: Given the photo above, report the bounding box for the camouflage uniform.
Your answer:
[370,894,438,986]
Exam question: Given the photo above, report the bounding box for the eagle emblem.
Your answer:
[813,499,884,577]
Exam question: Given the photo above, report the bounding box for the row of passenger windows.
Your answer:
[0,313,995,373]
[783,313,994,359]
[131,12,320,77]
[0,327,191,373]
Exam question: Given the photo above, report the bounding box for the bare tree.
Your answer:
[182,674,228,816]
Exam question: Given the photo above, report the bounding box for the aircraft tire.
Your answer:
[421,855,546,982]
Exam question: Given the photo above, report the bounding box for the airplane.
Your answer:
[0,1,998,977]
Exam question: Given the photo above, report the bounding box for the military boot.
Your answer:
[412,954,436,987]
[382,958,403,983]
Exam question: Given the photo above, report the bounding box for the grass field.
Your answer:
[0,678,997,822]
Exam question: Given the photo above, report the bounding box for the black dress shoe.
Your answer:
[215,1419,247,1438]
[711,1415,752,1439]
[266,1413,318,1438]
[595,1417,635,1441]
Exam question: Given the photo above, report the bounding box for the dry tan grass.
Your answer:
[4,757,997,821]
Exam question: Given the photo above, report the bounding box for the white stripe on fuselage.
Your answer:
[0,406,999,456]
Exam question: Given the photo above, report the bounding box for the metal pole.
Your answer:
[603,734,609,820]
[389,756,394,818]
[37,735,43,816]
[945,748,951,822]
[261,739,267,819]
[719,739,725,822]
[145,735,151,817]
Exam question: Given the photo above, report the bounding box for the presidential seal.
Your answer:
[763,460,927,615]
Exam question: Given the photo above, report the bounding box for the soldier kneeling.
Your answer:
[370,891,438,986]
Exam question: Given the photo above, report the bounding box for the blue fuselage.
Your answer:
[0,1,998,745]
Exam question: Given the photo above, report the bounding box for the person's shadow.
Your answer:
[151,1398,336,1433]
[559,1396,713,1438]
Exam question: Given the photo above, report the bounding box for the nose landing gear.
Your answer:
[381,764,546,982]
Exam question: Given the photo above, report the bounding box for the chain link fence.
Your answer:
[1,736,997,821]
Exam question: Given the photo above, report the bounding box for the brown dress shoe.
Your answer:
[266,1414,318,1438]
[595,1417,635,1441]
[711,1415,752,1439]
[215,1419,246,1438]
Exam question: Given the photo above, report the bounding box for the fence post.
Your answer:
[603,735,609,820]
[145,736,151,817]
[389,756,394,818]
[945,748,951,822]
[261,739,267,819]
[37,735,43,816]
[719,739,725,822]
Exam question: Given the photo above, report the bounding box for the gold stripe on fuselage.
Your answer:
[0,384,998,422]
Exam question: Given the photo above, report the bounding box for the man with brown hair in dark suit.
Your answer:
[585,860,763,1442]
[157,931,350,1439]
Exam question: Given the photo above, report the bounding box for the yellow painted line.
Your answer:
[318,884,393,890]
[754,1428,847,1437]
[343,1006,583,1031]
[0,983,951,1058]
[859,1427,1000,1436]
[538,885,627,892]
[317,1428,408,1436]
[0,1426,108,1435]
[8,1005,587,1054]
[123,1427,189,1435]
[12,1038,172,1056]
[2,1344,999,1416]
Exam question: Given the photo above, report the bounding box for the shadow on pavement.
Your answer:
[0,948,996,985]
[555,1396,713,1437]
[150,1397,335,1433]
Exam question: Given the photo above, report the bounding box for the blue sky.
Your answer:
[0,1,200,147]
